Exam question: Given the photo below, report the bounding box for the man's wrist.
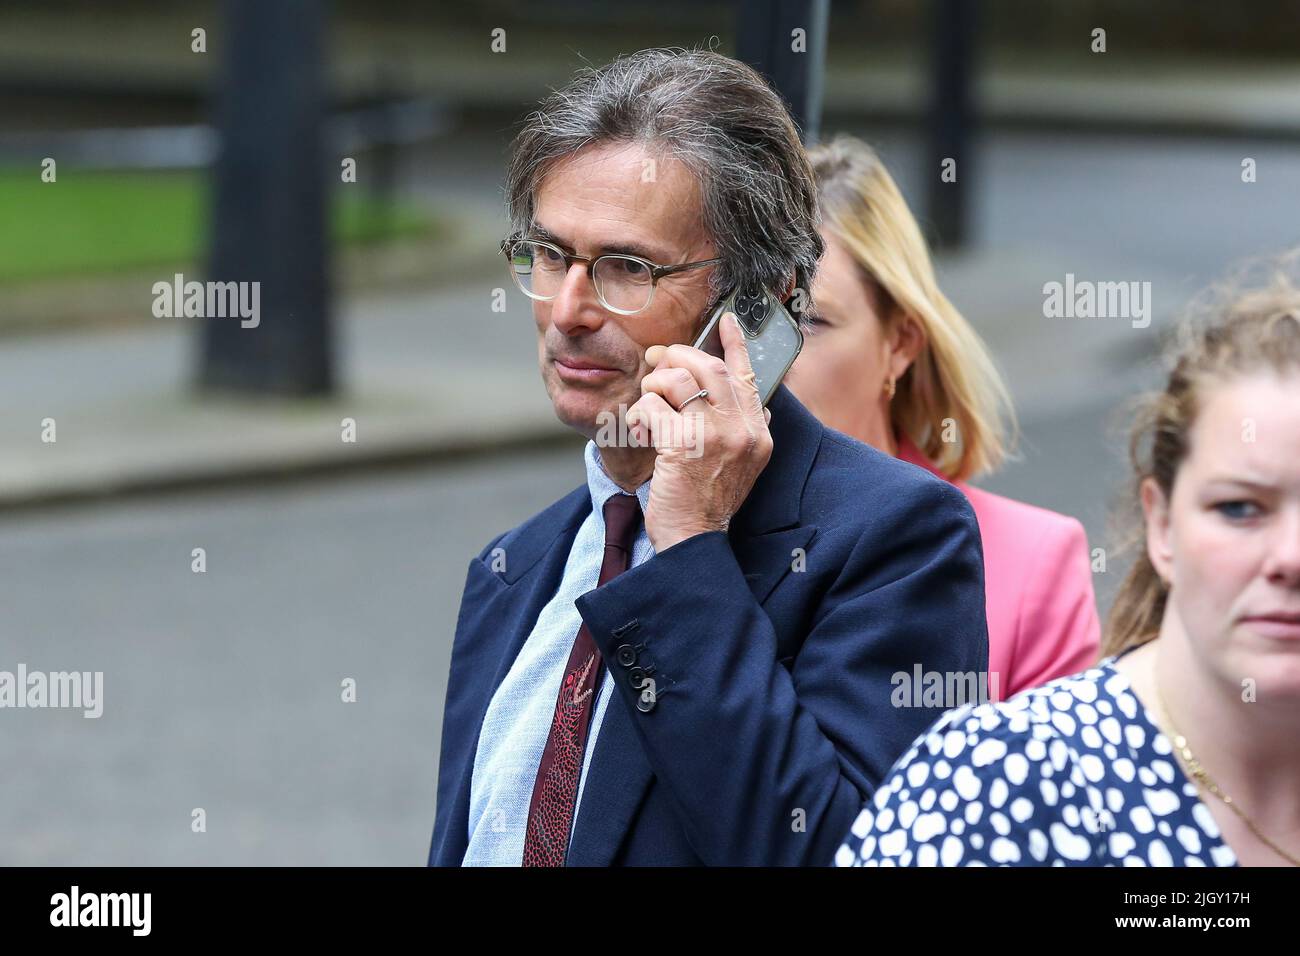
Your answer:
[650,520,728,553]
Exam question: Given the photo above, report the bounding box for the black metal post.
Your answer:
[926,0,978,250]
[735,0,828,145]
[199,0,334,396]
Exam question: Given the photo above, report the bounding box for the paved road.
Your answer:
[0,444,581,865]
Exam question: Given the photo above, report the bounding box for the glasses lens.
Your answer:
[508,241,567,299]
[593,256,653,313]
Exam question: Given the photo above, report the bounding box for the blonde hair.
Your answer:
[1104,251,1300,656]
[807,134,1014,481]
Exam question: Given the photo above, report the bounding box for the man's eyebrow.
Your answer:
[531,222,670,263]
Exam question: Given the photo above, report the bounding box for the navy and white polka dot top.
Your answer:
[834,656,1239,867]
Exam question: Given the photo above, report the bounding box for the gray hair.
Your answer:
[504,46,823,323]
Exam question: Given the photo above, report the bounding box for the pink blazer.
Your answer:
[896,433,1101,699]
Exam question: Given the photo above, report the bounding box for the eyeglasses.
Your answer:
[500,237,720,316]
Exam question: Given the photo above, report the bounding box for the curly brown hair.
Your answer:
[1105,250,1300,655]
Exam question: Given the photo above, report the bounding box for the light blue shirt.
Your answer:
[462,440,654,866]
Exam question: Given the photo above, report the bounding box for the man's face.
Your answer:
[529,142,718,438]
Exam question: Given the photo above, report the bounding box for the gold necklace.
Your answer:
[1154,681,1300,866]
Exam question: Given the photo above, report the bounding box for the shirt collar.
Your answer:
[584,440,652,522]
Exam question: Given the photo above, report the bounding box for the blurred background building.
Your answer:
[2,0,1299,864]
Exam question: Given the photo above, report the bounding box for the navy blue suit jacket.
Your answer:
[429,384,988,866]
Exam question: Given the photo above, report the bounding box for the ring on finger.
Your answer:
[674,388,709,413]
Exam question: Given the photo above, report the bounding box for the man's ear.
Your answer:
[781,273,798,302]
[1141,477,1174,585]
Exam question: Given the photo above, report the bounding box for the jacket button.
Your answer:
[628,666,647,688]
[616,644,637,668]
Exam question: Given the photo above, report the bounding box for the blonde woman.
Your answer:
[785,134,1100,699]
[835,256,1300,866]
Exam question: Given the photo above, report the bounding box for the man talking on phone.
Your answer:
[428,47,988,866]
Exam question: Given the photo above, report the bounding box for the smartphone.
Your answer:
[691,285,804,407]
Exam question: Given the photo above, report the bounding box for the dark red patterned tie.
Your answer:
[521,492,643,867]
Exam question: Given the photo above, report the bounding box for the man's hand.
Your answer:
[627,312,774,552]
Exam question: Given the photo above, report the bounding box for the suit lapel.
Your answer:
[565,693,654,866]
[730,384,823,606]
[432,485,591,866]
[483,488,591,695]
